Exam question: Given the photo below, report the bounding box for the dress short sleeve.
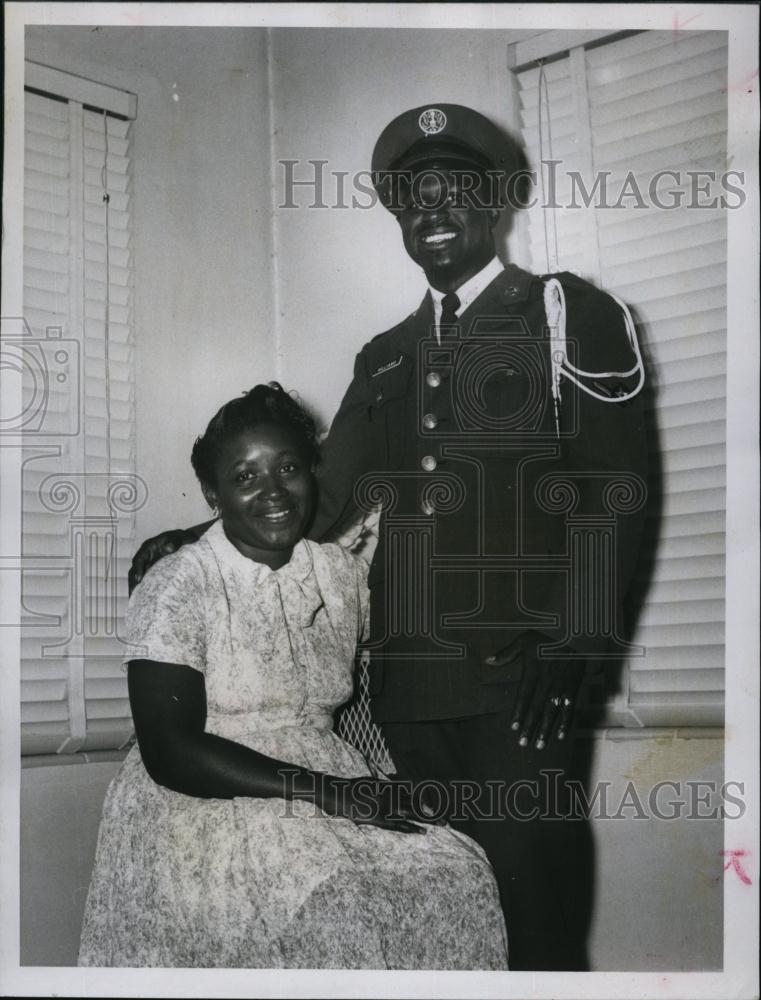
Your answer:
[340,547,370,643]
[349,551,371,644]
[122,548,207,674]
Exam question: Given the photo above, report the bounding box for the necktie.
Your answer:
[439,292,460,335]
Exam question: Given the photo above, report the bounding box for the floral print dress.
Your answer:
[78,520,508,969]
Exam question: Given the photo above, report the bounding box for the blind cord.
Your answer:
[537,60,560,274]
[101,109,112,479]
[100,110,116,600]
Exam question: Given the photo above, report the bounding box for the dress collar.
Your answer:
[203,520,323,627]
[203,518,315,585]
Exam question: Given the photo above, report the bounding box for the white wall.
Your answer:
[268,27,525,424]
[25,27,277,540]
[585,732,724,969]
[24,25,529,522]
[21,757,120,966]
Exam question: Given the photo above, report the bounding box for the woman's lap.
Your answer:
[79,745,508,969]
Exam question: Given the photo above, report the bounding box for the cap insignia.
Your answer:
[418,108,447,135]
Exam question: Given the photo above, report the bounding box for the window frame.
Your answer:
[18,62,138,756]
[508,29,728,728]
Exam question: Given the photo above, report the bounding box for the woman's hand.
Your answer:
[317,775,442,834]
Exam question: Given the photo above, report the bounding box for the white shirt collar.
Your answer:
[429,256,504,334]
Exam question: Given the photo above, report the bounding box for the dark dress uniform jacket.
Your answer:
[312,264,648,723]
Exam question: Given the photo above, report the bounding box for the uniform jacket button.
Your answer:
[426,372,442,388]
[423,413,438,430]
[421,455,437,472]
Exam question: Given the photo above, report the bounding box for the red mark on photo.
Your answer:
[726,68,759,94]
[721,849,752,885]
[671,11,702,40]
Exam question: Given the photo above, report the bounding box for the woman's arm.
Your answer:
[128,660,428,831]
[129,659,325,800]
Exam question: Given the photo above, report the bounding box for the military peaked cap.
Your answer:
[371,103,525,212]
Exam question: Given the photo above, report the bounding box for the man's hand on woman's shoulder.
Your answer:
[128,525,211,594]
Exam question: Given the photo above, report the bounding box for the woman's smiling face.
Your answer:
[207,422,315,570]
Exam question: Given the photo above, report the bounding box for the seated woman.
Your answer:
[78,383,508,969]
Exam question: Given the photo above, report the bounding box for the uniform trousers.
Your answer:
[382,703,593,971]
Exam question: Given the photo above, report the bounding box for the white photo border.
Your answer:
[1,3,758,998]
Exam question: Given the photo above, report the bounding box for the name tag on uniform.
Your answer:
[371,355,404,378]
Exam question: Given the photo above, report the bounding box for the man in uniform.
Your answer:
[311,104,648,970]
[131,103,648,970]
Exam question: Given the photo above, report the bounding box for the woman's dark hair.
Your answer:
[191,382,319,494]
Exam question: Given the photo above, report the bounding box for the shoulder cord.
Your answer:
[543,278,646,422]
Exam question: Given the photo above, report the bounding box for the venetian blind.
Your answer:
[20,65,138,754]
[514,30,727,726]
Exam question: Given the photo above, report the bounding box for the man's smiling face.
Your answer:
[396,163,500,293]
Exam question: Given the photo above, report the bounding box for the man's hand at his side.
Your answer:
[485,632,585,750]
